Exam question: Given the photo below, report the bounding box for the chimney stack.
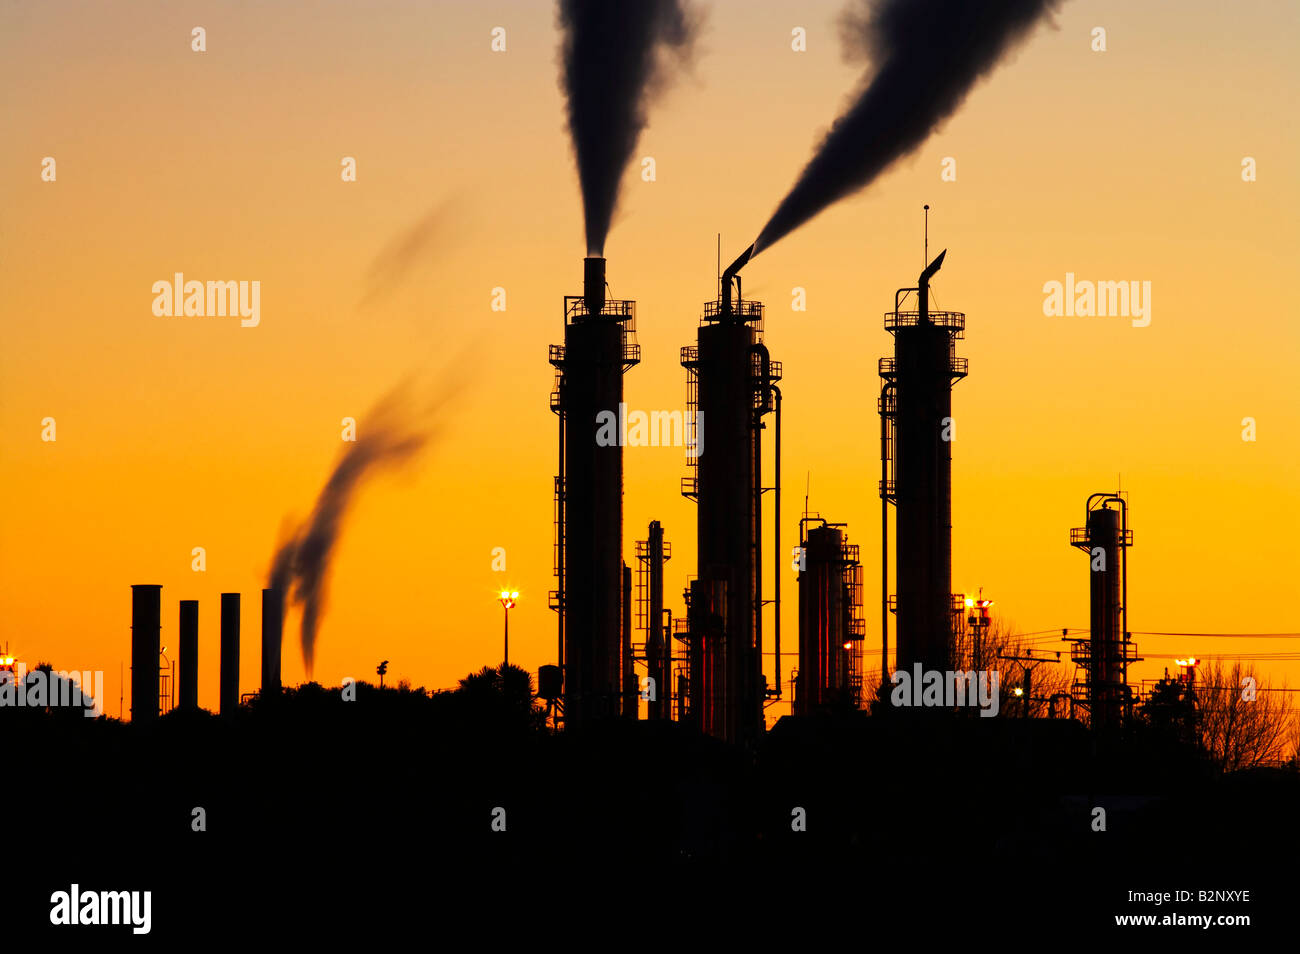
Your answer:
[583,256,606,316]
[130,585,162,723]
[179,599,199,710]
[261,588,282,696]
[220,592,240,716]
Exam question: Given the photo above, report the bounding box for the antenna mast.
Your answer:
[923,204,930,267]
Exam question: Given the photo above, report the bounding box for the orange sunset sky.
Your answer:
[2,0,1297,720]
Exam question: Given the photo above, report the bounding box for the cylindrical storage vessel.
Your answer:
[131,585,162,723]
[538,664,563,700]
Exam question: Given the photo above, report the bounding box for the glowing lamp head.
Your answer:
[498,589,518,609]
[964,598,974,608]
[1013,687,1024,697]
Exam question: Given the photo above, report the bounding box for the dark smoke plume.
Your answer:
[752,0,1062,255]
[358,198,461,308]
[270,382,447,676]
[558,0,700,256]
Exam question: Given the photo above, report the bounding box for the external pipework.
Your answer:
[720,245,754,317]
[917,249,947,323]
[772,384,782,700]
[750,342,781,705]
[751,342,769,708]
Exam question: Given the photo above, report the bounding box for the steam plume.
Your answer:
[270,382,447,675]
[558,0,700,255]
[753,0,1062,255]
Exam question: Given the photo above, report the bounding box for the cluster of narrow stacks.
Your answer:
[549,257,640,725]
[546,246,1163,739]
[129,585,284,721]
[795,520,865,715]
[879,252,968,680]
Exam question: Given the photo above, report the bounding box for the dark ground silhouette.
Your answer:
[7,663,1293,937]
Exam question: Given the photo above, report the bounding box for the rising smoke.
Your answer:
[270,382,448,676]
[358,198,461,308]
[752,0,1063,255]
[558,0,700,256]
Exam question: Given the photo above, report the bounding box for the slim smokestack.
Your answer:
[130,585,161,724]
[753,0,1062,255]
[584,256,606,316]
[179,599,198,710]
[261,588,283,696]
[220,592,240,716]
[918,249,947,322]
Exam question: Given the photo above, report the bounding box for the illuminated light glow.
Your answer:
[964,598,974,608]
[1013,687,1024,697]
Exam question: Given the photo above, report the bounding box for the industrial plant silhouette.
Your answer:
[9,0,1293,938]
[12,239,1293,932]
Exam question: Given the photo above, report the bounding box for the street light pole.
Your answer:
[498,590,519,669]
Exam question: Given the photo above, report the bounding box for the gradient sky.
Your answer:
[2,0,1297,720]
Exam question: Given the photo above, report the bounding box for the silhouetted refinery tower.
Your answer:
[680,248,782,746]
[879,236,968,682]
[796,517,865,714]
[549,257,640,725]
[1068,493,1140,729]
